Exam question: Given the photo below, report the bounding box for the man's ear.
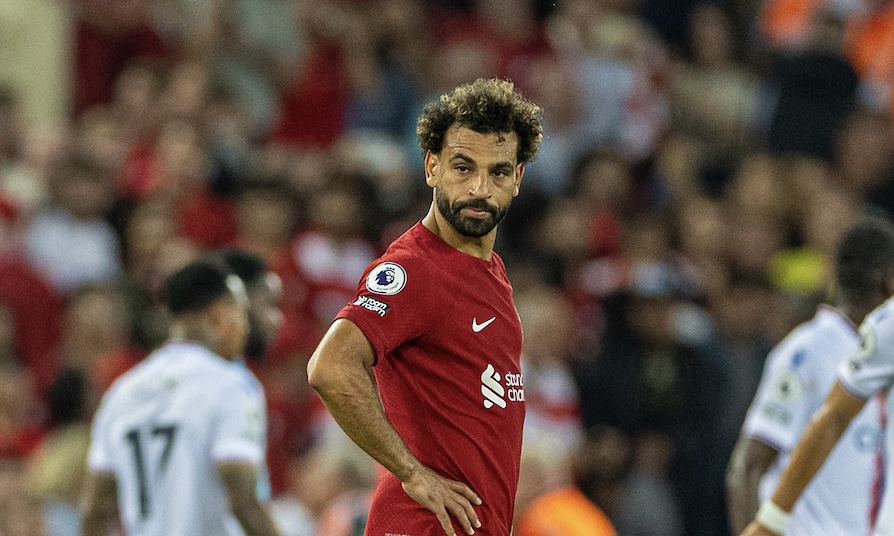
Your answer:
[424,151,439,188]
[513,164,525,197]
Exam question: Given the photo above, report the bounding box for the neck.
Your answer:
[422,204,495,261]
[168,319,230,360]
[838,300,875,328]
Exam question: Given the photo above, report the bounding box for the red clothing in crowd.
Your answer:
[0,256,63,394]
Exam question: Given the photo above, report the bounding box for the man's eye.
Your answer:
[456,165,470,173]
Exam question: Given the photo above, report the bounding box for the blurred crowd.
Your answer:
[0,0,893,535]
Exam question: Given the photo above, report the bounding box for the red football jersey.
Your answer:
[336,222,526,536]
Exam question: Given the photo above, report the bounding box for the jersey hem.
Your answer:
[742,430,790,454]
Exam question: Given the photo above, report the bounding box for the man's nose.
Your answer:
[468,172,491,197]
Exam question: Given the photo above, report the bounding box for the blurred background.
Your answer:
[0,0,892,535]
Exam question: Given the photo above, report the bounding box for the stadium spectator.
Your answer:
[515,425,629,536]
[515,284,583,460]
[27,369,90,536]
[0,458,46,536]
[291,183,376,327]
[58,285,143,402]
[25,155,121,295]
[0,196,63,393]
[669,3,759,159]
[270,436,375,536]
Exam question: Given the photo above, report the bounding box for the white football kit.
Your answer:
[743,306,883,536]
[840,297,894,535]
[87,341,268,536]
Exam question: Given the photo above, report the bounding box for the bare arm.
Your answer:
[741,381,867,535]
[218,462,281,536]
[80,471,118,536]
[307,319,481,536]
[726,437,779,533]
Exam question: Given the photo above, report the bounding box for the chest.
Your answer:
[427,266,521,362]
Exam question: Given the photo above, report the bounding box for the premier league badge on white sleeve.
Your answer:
[849,323,877,372]
[366,262,407,295]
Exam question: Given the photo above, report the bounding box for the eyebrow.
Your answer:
[449,153,477,166]
[449,153,515,173]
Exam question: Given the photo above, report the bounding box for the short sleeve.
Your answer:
[839,312,894,399]
[742,345,824,452]
[87,392,116,473]
[211,375,266,465]
[335,257,434,364]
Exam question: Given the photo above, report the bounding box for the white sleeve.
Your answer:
[839,310,894,399]
[211,375,266,465]
[742,344,822,452]
[86,393,116,473]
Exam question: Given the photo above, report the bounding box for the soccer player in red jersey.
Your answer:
[307,78,543,536]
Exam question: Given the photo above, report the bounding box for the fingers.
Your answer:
[445,494,480,535]
[402,470,483,535]
[448,480,482,506]
[434,506,457,536]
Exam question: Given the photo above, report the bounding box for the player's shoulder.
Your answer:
[229,361,266,399]
[378,224,435,265]
[864,296,894,330]
[362,225,440,294]
[766,309,852,371]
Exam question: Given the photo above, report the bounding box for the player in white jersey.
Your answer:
[740,217,894,536]
[727,306,882,534]
[81,260,281,536]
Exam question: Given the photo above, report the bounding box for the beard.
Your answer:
[435,186,510,238]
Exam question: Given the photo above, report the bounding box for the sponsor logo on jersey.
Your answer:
[354,295,391,317]
[760,403,791,425]
[366,262,407,295]
[472,316,496,333]
[853,423,883,453]
[481,363,524,409]
[772,371,802,403]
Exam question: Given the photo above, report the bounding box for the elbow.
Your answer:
[725,441,764,500]
[306,350,332,393]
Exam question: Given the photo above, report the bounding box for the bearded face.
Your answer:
[435,185,511,238]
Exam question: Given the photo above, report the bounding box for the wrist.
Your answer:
[756,500,790,535]
[393,459,423,483]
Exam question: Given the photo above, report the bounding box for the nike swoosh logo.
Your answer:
[472,317,496,333]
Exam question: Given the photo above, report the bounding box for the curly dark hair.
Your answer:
[417,78,543,164]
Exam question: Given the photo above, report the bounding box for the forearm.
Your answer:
[81,510,116,536]
[726,438,777,533]
[308,319,422,482]
[231,502,281,536]
[80,472,118,536]
[769,405,851,511]
[311,359,421,481]
[220,464,281,536]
